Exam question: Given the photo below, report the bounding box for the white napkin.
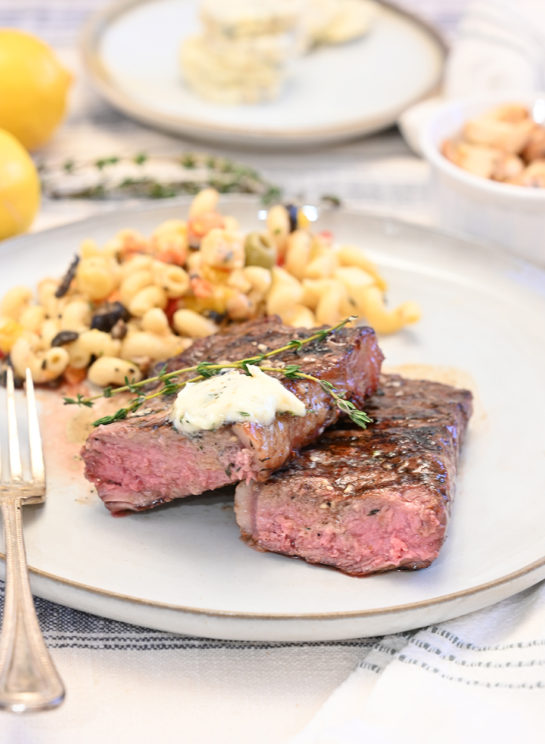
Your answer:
[399,0,545,153]
[292,580,545,743]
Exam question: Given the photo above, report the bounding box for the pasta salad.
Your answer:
[0,189,420,386]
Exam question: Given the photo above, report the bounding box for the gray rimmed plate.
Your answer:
[80,0,446,148]
[1,198,544,640]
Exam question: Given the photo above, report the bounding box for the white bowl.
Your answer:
[420,93,545,267]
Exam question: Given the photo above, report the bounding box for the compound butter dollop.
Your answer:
[172,365,305,434]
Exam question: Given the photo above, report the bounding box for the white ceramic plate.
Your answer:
[1,199,545,641]
[81,0,446,147]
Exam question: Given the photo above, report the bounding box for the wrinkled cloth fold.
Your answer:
[291,581,545,743]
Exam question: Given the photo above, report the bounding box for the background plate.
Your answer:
[81,0,446,147]
[1,199,545,641]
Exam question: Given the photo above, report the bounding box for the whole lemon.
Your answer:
[0,29,72,150]
[0,128,40,240]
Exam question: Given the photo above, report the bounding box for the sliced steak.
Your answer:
[235,375,473,576]
[82,317,383,514]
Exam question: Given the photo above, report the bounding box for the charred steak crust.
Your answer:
[234,375,473,577]
[155,316,383,406]
[81,318,383,514]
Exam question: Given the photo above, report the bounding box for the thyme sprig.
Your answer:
[258,366,373,429]
[65,317,354,406]
[39,152,342,208]
[63,316,371,429]
[39,151,283,205]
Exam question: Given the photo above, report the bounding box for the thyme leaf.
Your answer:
[283,364,302,379]
[92,407,129,426]
[156,364,169,380]
[123,376,141,393]
[196,362,220,379]
[63,393,94,408]
[319,382,372,427]
[320,194,342,208]
[287,339,303,351]
[161,380,180,396]
[95,156,119,170]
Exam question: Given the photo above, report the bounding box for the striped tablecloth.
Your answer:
[2,3,545,743]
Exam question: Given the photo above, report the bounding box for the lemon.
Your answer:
[0,128,40,240]
[0,29,72,150]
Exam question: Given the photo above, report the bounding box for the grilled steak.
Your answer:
[82,317,383,514]
[235,375,473,576]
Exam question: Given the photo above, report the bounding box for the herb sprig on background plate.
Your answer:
[38,152,342,209]
[39,152,282,204]
[64,316,371,429]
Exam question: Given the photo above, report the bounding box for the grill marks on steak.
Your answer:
[156,316,383,407]
[235,375,473,577]
[81,318,383,514]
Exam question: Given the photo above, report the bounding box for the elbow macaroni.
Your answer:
[68,330,121,369]
[87,356,142,387]
[121,330,190,362]
[10,336,70,383]
[0,286,32,320]
[141,308,170,335]
[152,262,189,298]
[172,309,217,338]
[60,300,92,332]
[128,285,167,317]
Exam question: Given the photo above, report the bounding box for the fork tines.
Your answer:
[2,368,45,490]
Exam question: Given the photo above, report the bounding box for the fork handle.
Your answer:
[0,498,65,711]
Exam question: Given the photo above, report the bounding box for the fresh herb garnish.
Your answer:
[40,152,283,205]
[320,194,342,208]
[63,392,93,408]
[95,156,120,170]
[64,316,371,429]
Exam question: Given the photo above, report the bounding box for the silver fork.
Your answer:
[0,367,65,712]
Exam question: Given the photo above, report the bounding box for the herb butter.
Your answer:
[172,365,305,434]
